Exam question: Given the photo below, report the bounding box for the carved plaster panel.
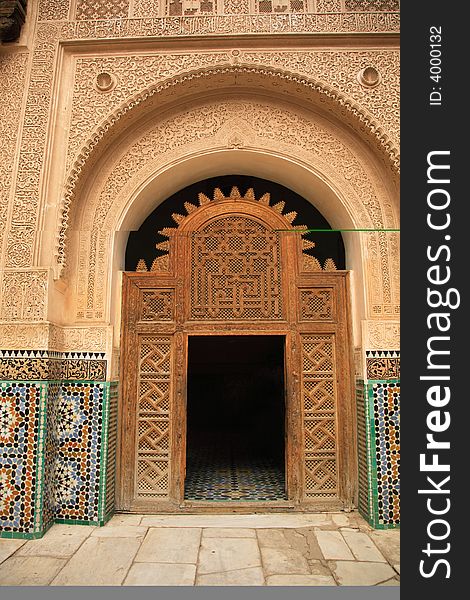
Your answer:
[38,0,70,20]
[131,0,161,17]
[224,0,249,13]
[0,270,49,322]
[53,12,399,39]
[0,322,111,352]
[48,324,111,353]
[344,0,399,11]
[0,52,28,263]
[68,97,398,321]
[240,51,399,148]
[75,0,130,20]
[316,0,340,10]
[65,50,398,174]
[5,26,56,268]
[0,323,51,349]
[364,320,400,350]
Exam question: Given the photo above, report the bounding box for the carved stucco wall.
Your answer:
[66,94,399,329]
[0,4,399,358]
[0,52,29,273]
[35,0,400,21]
[65,49,399,175]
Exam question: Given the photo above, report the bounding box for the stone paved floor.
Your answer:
[0,512,399,586]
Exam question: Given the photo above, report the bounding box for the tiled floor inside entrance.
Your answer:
[0,512,400,586]
[184,433,286,501]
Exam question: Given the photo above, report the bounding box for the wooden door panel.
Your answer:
[118,196,356,512]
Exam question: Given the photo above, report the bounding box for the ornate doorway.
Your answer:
[185,335,286,502]
[117,186,356,512]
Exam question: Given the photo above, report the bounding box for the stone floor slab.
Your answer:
[267,574,336,586]
[202,528,256,538]
[91,525,148,538]
[332,560,396,586]
[257,529,290,548]
[197,567,265,586]
[198,537,261,574]
[135,528,201,564]
[295,528,324,560]
[140,514,332,529]
[16,524,94,558]
[124,563,196,585]
[0,556,67,585]
[315,530,354,561]
[0,539,26,564]
[260,546,310,576]
[50,537,141,586]
[308,559,335,576]
[105,514,143,527]
[394,563,400,574]
[331,514,350,527]
[369,529,400,565]
[341,531,386,562]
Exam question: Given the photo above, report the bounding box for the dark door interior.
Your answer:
[185,335,286,501]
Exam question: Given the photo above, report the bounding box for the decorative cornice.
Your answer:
[47,12,399,38]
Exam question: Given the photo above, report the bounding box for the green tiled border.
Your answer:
[356,380,370,520]
[97,382,118,523]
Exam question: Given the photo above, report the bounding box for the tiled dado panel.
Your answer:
[0,383,48,537]
[356,378,400,529]
[0,350,107,381]
[0,381,118,538]
[366,350,400,380]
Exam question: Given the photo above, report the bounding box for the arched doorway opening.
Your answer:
[185,334,286,502]
[118,177,354,512]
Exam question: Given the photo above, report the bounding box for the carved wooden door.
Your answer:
[118,187,356,512]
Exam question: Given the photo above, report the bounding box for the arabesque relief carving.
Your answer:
[67,97,398,321]
[0,7,399,354]
[0,53,28,258]
[3,10,398,284]
[65,50,399,177]
[364,320,400,350]
[38,0,70,21]
[0,270,48,322]
[345,0,399,11]
[0,322,111,353]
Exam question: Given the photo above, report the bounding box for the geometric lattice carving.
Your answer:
[144,187,309,301]
[223,0,249,13]
[75,0,129,20]
[255,0,306,13]
[191,216,282,320]
[136,337,172,497]
[344,0,399,11]
[141,290,174,321]
[301,334,338,497]
[300,289,333,321]
[167,0,216,15]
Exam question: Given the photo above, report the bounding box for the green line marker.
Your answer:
[275,228,400,232]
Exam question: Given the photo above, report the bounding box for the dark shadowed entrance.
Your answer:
[185,335,286,501]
